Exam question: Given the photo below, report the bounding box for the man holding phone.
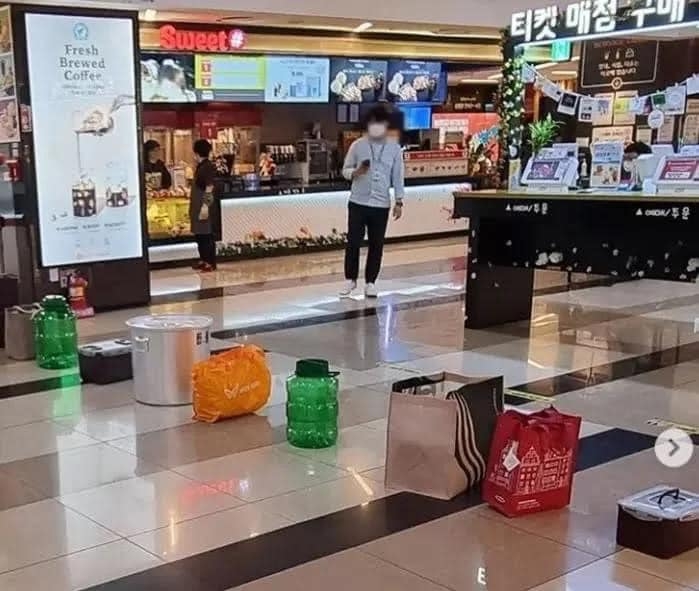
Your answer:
[340,105,405,298]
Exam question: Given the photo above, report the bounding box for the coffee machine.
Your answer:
[290,139,332,184]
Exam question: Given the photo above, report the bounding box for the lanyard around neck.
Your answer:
[369,142,386,165]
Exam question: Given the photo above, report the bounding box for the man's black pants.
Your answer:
[344,201,390,284]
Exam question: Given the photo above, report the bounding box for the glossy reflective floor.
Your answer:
[1,238,698,591]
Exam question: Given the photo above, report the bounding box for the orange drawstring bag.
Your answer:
[192,345,271,423]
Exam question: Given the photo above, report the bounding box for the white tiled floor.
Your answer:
[4,244,699,591]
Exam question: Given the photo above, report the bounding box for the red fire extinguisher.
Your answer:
[68,271,95,318]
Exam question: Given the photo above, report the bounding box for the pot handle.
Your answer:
[133,335,149,353]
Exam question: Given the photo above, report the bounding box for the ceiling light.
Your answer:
[535,62,557,69]
[551,70,577,76]
[143,8,157,22]
[460,78,499,84]
[353,21,373,33]
[571,56,581,61]
[487,73,503,80]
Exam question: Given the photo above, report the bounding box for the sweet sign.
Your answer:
[510,0,696,45]
[158,25,247,52]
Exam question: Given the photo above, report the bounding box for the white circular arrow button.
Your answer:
[655,428,694,468]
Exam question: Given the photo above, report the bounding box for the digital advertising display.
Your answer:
[264,56,329,103]
[26,13,143,267]
[329,58,387,103]
[194,54,265,101]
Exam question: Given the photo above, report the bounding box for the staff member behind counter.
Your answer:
[143,140,172,190]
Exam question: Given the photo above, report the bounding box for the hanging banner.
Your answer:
[557,92,578,116]
[26,13,143,267]
[580,39,658,91]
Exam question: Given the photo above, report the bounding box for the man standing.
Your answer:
[340,105,405,298]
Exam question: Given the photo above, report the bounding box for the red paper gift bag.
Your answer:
[483,407,581,517]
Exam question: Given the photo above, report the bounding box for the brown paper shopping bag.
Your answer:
[385,372,503,500]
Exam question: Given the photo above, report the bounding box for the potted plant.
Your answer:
[528,114,561,156]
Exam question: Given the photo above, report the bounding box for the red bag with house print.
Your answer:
[482,407,581,517]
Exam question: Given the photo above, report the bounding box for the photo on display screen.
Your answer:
[329,58,387,103]
[264,56,329,103]
[141,53,196,103]
[386,60,444,103]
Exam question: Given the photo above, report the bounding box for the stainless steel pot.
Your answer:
[126,314,213,406]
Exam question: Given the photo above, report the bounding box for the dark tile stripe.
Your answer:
[211,293,465,339]
[0,373,81,401]
[84,427,653,591]
[150,256,467,306]
[0,347,239,400]
[507,341,699,403]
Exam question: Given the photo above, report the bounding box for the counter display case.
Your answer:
[146,188,192,240]
[452,190,699,329]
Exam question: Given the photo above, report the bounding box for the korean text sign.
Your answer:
[511,0,694,45]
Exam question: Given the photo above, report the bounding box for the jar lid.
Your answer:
[42,294,69,308]
[126,314,213,331]
[295,359,339,378]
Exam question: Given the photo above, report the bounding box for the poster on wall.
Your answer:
[683,115,699,145]
[593,93,614,126]
[613,90,638,125]
[656,115,676,144]
[25,13,143,267]
[0,7,19,142]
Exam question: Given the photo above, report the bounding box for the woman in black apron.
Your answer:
[190,139,217,272]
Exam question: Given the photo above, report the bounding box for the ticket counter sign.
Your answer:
[510,0,699,46]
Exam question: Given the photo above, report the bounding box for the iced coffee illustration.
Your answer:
[73,95,135,217]
[105,163,129,208]
[72,177,97,217]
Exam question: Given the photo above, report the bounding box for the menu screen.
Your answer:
[194,54,265,101]
[141,53,196,103]
[26,13,143,267]
[387,60,444,103]
[264,56,329,103]
[329,58,387,103]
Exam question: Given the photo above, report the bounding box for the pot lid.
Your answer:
[126,314,213,331]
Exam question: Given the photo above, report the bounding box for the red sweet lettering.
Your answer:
[157,25,246,52]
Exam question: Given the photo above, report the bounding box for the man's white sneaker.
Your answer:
[339,280,357,298]
[365,283,378,298]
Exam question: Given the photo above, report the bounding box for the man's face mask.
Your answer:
[367,122,388,139]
